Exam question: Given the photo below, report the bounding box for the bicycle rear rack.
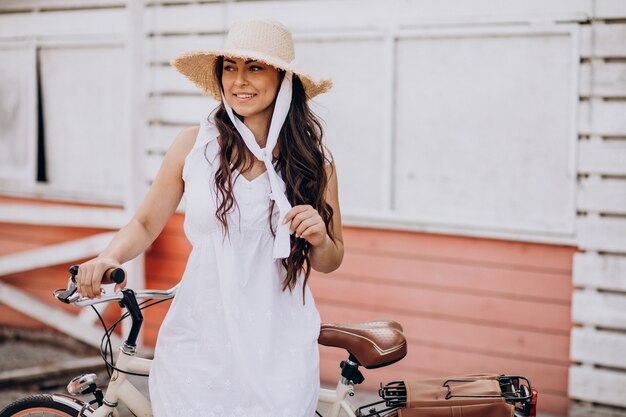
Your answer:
[354,375,535,417]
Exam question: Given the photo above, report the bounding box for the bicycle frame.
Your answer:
[86,347,361,417]
[318,383,359,417]
[89,347,153,417]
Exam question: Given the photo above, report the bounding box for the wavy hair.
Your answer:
[205,56,335,304]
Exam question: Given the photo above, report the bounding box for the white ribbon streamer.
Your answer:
[221,71,294,259]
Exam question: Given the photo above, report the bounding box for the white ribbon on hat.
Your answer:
[220,70,294,259]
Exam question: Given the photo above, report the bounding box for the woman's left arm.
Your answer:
[283,162,344,273]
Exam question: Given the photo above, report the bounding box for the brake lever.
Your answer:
[56,276,79,304]
[55,265,79,304]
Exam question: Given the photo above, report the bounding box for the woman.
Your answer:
[77,17,343,417]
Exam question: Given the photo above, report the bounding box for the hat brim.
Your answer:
[171,49,333,101]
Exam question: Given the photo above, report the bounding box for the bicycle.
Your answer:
[0,266,538,417]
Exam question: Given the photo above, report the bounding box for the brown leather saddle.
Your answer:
[318,319,407,369]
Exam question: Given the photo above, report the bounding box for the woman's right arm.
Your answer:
[77,125,200,298]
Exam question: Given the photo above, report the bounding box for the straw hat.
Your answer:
[171,17,333,101]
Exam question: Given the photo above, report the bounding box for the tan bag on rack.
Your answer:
[397,374,515,417]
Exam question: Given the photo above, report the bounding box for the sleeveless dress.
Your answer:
[148,118,322,417]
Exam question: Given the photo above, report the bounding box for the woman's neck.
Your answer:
[241,107,274,148]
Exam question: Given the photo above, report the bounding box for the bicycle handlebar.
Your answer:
[55,265,178,306]
[61,284,179,307]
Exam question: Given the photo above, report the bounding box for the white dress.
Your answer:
[148,117,322,417]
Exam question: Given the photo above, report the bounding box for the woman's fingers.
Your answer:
[284,205,312,229]
[76,258,121,298]
[295,216,319,237]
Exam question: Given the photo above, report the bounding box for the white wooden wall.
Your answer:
[0,0,146,345]
[569,2,626,412]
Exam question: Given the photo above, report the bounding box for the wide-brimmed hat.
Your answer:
[171,17,333,101]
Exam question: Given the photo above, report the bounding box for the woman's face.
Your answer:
[221,57,281,119]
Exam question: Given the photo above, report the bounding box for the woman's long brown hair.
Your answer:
[205,56,335,304]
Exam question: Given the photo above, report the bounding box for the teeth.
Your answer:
[236,94,254,98]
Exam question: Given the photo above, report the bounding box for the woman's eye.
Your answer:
[249,65,263,71]
[223,66,234,72]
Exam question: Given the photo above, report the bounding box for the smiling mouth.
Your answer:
[234,93,256,100]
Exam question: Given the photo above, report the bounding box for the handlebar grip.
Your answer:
[109,268,126,284]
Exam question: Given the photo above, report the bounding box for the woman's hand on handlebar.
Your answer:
[76,256,127,298]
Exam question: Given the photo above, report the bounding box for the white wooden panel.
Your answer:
[577,177,626,214]
[296,39,387,213]
[0,0,125,11]
[229,0,591,29]
[578,140,626,175]
[569,366,626,408]
[579,101,626,136]
[578,216,626,252]
[594,0,626,19]
[0,8,126,38]
[144,3,226,34]
[591,24,626,58]
[572,290,626,328]
[579,62,626,98]
[394,29,577,235]
[571,327,626,369]
[40,46,126,201]
[145,0,590,37]
[150,96,216,124]
[152,64,201,94]
[147,124,184,154]
[0,46,36,182]
[0,204,128,228]
[590,62,626,97]
[574,252,626,291]
[147,35,225,64]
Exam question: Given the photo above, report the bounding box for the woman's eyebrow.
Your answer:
[223,58,258,64]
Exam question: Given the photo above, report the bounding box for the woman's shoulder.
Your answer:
[170,125,201,159]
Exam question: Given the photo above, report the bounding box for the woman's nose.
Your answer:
[234,69,248,86]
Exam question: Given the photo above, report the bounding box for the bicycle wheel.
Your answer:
[0,394,91,417]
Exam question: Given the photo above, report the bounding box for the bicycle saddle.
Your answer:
[318,319,407,369]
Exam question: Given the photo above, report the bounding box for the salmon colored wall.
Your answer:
[311,228,575,416]
[0,212,575,415]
